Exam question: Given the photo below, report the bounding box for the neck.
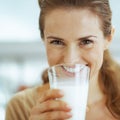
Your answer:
[87,73,105,106]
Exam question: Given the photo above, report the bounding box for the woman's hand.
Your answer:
[29,89,72,120]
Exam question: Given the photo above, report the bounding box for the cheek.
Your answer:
[46,47,62,66]
[88,49,104,77]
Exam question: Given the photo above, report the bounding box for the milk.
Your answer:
[57,82,89,120]
[48,64,90,120]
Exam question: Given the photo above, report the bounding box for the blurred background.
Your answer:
[0,0,120,119]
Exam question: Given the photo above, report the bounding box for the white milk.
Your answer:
[48,64,90,120]
[58,84,89,120]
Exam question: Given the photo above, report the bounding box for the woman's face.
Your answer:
[43,9,111,80]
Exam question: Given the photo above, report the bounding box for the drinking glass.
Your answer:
[48,64,90,120]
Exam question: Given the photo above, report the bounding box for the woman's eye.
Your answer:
[50,40,64,46]
[79,39,94,49]
[80,39,93,45]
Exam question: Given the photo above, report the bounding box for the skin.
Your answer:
[44,8,112,106]
[29,8,115,120]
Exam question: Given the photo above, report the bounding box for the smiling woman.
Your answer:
[5,0,120,120]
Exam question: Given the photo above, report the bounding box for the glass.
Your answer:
[48,64,90,120]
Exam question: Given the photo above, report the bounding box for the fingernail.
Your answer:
[66,104,72,110]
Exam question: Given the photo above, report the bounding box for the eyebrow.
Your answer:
[78,35,97,41]
[47,35,97,41]
[47,36,63,40]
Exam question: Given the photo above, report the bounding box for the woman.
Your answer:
[5,0,120,120]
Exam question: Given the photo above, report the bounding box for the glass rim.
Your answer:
[48,63,89,70]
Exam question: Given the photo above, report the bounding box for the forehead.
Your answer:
[44,8,103,37]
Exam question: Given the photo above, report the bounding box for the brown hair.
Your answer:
[41,68,49,84]
[38,0,120,118]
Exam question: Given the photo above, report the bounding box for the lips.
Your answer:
[62,64,85,73]
[63,66,74,73]
[61,65,84,78]
[61,66,75,77]
[63,66,79,73]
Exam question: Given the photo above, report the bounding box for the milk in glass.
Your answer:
[48,64,90,120]
[57,80,89,120]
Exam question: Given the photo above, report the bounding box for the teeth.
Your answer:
[63,66,79,73]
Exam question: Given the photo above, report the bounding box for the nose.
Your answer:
[63,45,85,64]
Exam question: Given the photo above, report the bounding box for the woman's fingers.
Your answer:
[38,89,64,103]
[29,111,72,120]
[29,89,72,120]
[31,100,71,114]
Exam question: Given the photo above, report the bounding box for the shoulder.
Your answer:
[5,83,49,120]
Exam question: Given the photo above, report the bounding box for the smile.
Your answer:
[63,66,77,73]
[62,65,84,73]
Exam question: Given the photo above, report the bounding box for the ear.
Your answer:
[104,26,115,50]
